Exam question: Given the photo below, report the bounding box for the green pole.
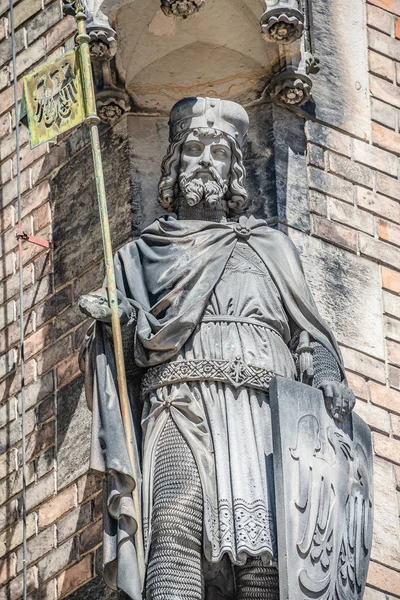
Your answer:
[74,1,146,590]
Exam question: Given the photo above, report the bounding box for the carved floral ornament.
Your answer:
[266,70,312,106]
[160,0,205,19]
[260,0,304,44]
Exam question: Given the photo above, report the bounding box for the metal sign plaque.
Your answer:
[270,377,373,600]
[21,50,85,148]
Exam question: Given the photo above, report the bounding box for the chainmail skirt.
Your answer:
[235,558,279,600]
[145,416,280,600]
[146,416,204,600]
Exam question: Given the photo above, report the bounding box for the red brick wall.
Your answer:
[0,2,121,598]
[305,2,400,596]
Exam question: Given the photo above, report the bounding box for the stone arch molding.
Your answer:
[95,0,309,113]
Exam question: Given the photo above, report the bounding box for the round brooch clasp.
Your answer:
[235,223,251,239]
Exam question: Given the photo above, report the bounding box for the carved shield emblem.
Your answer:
[269,377,373,600]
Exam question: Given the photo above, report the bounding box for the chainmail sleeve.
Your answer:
[310,341,342,389]
[288,319,342,387]
[287,319,301,374]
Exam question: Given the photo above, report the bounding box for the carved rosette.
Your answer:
[160,0,205,19]
[260,1,304,44]
[267,69,312,106]
[96,90,131,126]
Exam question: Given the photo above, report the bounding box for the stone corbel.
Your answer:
[266,67,312,106]
[62,0,131,125]
[261,0,319,107]
[260,0,304,44]
[160,0,205,19]
[264,32,316,107]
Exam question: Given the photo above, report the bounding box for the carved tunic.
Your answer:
[142,241,297,566]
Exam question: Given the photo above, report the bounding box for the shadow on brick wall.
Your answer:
[51,125,132,290]
[66,574,120,599]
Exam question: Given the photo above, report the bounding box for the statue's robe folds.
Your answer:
[84,215,344,600]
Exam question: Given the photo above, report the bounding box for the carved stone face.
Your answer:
[178,131,232,212]
[180,132,232,183]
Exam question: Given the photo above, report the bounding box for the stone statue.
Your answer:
[79,97,372,600]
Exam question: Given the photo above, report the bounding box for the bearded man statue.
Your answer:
[79,97,358,600]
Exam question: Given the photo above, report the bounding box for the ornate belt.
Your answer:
[141,357,276,397]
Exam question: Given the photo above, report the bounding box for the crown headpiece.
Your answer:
[169,97,249,148]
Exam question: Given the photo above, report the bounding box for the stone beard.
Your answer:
[179,165,228,208]
[80,97,366,600]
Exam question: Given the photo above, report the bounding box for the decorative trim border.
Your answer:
[141,358,276,397]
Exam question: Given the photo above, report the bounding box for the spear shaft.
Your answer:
[74,2,145,590]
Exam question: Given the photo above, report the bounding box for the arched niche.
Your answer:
[101,0,296,112]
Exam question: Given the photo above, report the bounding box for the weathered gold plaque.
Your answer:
[21,50,85,148]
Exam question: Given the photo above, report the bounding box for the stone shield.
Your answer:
[269,377,373,600]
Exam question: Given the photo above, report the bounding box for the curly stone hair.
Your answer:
[158,128,249,215]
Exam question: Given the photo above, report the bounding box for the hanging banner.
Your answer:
[20,49,85,149]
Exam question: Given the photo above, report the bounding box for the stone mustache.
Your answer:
[79,97,373,600]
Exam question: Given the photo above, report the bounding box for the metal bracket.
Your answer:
[15,228,50,249]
